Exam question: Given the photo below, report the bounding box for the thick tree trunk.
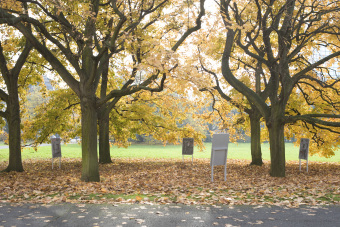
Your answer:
[98,108,112,164]
[3,86,23,172]
[80,94,100,182]
[267,113,286,177]
[249,112,263,166]
[98,55,112,164]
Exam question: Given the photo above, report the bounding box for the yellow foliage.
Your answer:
[0,0,22,12]
[21,88,81,145]
[108,89,206,151]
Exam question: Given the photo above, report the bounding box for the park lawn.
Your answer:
[110,143,340,162]
[0,142,339,163]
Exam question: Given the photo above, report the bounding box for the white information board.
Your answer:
[210,133,229,182]
[299,138,310,172]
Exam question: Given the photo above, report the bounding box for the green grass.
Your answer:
[0,144,82,161]
[111,142,340,162]
[0,142,339,162]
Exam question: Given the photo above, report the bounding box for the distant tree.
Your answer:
[199,61,265,166]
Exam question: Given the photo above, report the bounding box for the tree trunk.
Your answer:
[98,53,112,164]
[80,94,100,182]
[249,112,263,166]
[267,111,286,177]
[3,85,23,172]
[250,61,263,166]
[98,108,112,164]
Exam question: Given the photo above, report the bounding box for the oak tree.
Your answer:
[0,0,205,181]
[0,10,45,171]
[219,0,340,177]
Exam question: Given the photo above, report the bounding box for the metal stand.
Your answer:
[211,149,227,182]
[299,158,308,173]
[52,157,61,169]
[182,155,193,164]
[211,165,213,182]
[211,165,227,182]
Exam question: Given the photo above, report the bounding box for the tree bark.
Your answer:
[0,37,32,173]
[98,108,112,164]
[249,111,263,166]
[3,82,23,172]
[97,53,112,164]
[267,109,286,177]
[80,94,100,182]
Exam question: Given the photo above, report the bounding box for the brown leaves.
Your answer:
[0,158,339,207]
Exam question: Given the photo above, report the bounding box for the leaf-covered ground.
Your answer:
[0,158,339,207]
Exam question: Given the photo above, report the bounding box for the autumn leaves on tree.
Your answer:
[217,0,340,176]
[0,0,206,181]
[0,0,339,181]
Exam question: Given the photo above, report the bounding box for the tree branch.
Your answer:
[0,41,10,85]
[11,40,32,77]
[0,9,81,96]
[172,0,205,51]
[285,114,340,127]
[292,51,340,83]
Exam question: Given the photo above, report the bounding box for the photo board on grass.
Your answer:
[182,138,194,163]
[51,138,61,169]
[299,138,310,172]
[210,133,229,182]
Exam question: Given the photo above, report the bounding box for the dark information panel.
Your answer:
[51,138,61,158]
[299,138,309,160]
[182,138,194,155]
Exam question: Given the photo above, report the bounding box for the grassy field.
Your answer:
[0,142,339,163]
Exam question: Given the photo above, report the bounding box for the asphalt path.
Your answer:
[0,203,339,227]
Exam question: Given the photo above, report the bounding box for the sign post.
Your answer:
[210,133,229,182]
[182,138,194,163]
[299,138,310,172]
[51,138,61,169]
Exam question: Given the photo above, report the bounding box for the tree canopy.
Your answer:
[217,0,340,176]
[0,0,339,180]
[0,0,206,181]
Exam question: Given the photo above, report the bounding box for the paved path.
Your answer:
[0,203,339,227]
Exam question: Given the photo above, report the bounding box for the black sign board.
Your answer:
[182,138,194,155]
[51,138,61,158]
[299,138,309,160]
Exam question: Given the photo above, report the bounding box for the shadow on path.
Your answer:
[0,203,339,227]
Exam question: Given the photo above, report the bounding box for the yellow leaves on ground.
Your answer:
[0,158,339,207]
[135,195,143,202]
